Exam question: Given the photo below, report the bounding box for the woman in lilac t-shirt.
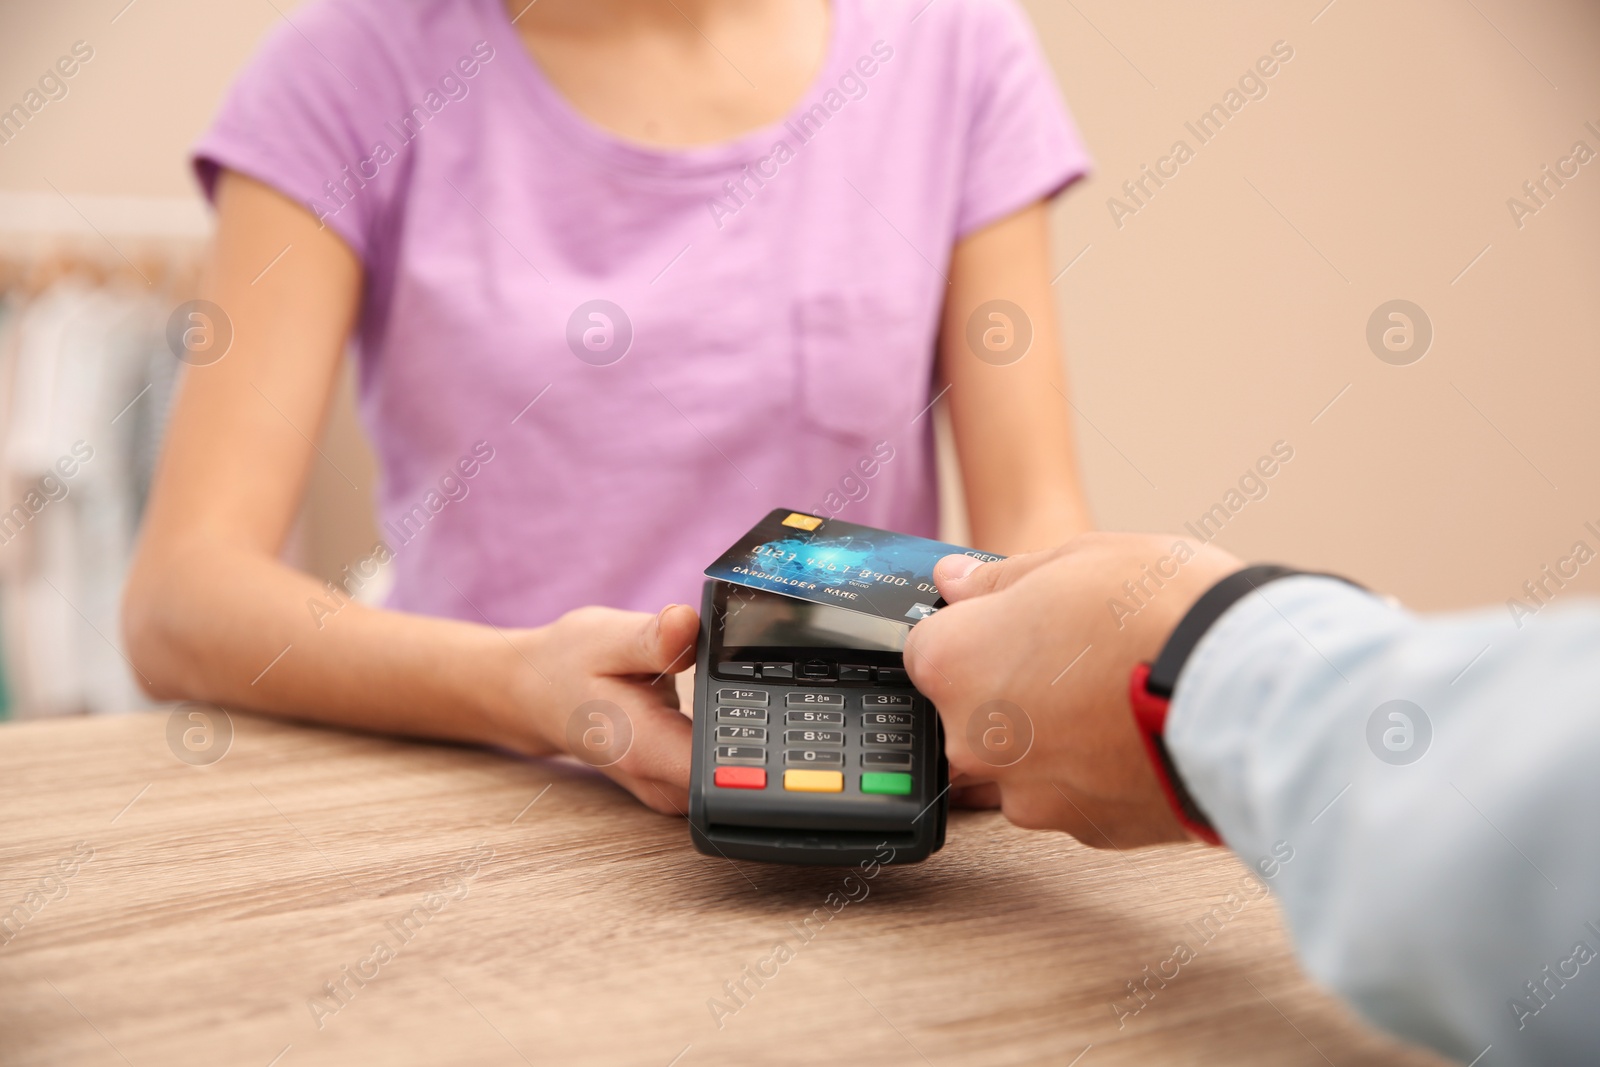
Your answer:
[125,0,1093,810]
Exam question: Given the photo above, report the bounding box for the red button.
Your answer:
[714,767,767,789]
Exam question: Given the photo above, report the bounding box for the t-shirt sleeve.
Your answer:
[192,0,410,262]
[954,0,1092,238]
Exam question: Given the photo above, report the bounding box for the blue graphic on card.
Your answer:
[705,509,1003,623]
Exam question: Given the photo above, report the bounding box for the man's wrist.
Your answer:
[1130,565,1364,845]
[1129,661,1224,845]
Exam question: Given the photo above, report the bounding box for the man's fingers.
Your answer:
[933,546,1067,603]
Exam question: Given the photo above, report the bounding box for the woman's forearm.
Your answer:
[123,540,543,753]
[969,495,1093,557]
[938,201,1096,556]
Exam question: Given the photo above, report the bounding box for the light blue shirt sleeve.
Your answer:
[1165,576,1600,1066]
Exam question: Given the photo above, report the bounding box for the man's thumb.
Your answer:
[934,548,1064,603]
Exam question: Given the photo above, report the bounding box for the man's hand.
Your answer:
[903,533,1242,847]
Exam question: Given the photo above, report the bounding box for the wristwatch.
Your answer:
[1128,564,1360,845]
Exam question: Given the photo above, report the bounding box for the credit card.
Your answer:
[705,509,1003,623]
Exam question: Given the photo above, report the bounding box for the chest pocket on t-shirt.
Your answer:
[792,292,929,442]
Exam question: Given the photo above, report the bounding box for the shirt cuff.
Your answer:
[1163,575,1400,853]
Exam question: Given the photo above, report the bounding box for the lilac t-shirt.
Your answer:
[194,0,1089,626]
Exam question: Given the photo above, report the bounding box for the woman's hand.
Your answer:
[502,603,701,815]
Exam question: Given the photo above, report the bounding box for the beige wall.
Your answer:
[3,0,1597,612]
[0,1,288,197]
[1033,0,1600,612]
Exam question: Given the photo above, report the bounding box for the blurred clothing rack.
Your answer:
[0,191,211,720]
[0,190,209,293]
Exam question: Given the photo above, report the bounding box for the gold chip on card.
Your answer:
[781,512,824,531]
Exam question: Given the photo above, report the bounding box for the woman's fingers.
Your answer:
[595,690,695,815]
[579,604,700,677]
[950,781,1002,809]
[531,603,705,815]
[634,779,691,817]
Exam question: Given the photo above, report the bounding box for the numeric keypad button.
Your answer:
[863,730,912,748]
[784,749,845,767]
[784,729,844,746]
[785,710,845,726]
[785,692,845,708]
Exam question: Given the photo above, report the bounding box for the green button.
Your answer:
[860,772,912,796]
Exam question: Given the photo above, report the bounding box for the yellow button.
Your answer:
[783,769,844,793]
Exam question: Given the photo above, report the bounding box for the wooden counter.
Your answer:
[0,711,1443,1066]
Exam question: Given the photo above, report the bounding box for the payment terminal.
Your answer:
[687,579,948,865]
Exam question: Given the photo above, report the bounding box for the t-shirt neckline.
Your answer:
[482,0,853,181]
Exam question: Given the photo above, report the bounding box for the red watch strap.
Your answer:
[1129,663,1221,846]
